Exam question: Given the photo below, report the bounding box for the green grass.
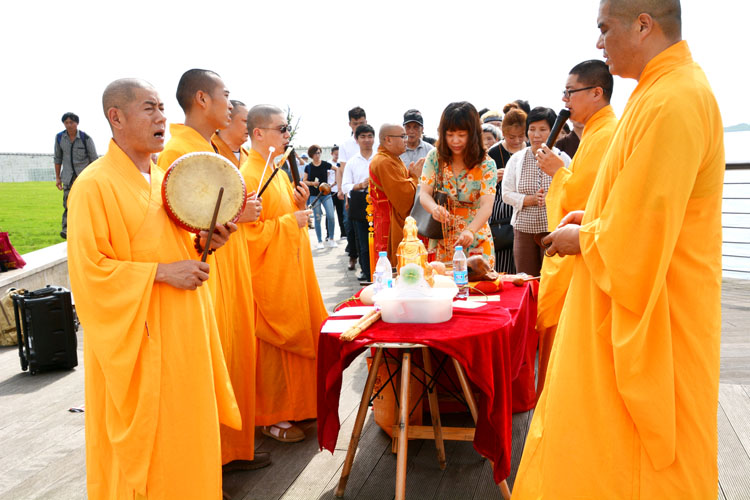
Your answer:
[0,182,65,255]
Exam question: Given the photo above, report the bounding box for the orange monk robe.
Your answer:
[514,41,724,499]
[158,123,258,464]
[369,146,418,263]
[240,148,328,425]
[211,132,250,168]
[68,140,241,499]
[535,105,617,395]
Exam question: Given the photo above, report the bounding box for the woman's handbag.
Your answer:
[409,187,447,239]
[490,218,514,251]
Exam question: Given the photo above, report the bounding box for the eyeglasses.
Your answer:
[562,86,597,99]
[312,151,321,155]
[387,134,408,140]
[259,124,293,133]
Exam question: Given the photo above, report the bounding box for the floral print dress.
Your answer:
[420,148,497,266]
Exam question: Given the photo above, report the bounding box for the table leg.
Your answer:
[452,358,512,500]
[335,348,385,498]
[395,350,411,500]
[452,358,478,423]
[422,347,446,470]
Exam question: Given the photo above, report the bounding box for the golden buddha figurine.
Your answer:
[396,216,434,287]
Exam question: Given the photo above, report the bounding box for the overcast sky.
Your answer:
[1,0,747,156]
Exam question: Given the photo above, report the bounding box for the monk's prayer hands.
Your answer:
[238,192,262,223]
[156,260,210,290]
[542,223,581,257]
[536,187,546,207]
[293,182,310,210]
[536,144,565,177]
[408,158,426,178]
[294,209,313,228]
[557,210,584,227]
[199,222,237,251]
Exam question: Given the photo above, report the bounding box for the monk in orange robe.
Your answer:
[514,2,724,498]
[212,99,251,167]
[158,69,268,471]
[240,104,328,442]
[369,123,424,262]
[68,78,241,499]
[533,60,618,396]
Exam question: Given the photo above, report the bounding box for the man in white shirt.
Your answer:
[342,124,375,281]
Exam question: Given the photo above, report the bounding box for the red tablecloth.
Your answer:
[317,283,537,483]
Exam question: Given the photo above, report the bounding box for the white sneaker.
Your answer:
[316,242,325,250]
[326,239,337,248]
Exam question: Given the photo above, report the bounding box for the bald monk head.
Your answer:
[175,69,233,138]
[247,104,290,158]
[217,99,249,151]
[379,123,407,156]
[597,0,681,80]
[102,78,166,172]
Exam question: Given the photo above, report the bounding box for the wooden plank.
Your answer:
[719,384,750,454]
[352,437,426,500]
[507,409,533,491]
[473,460,506,500]
[431,438,484,500]
[717,401,750,500]
[392,425,475,441]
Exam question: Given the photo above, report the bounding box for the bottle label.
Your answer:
[453,270,468,286]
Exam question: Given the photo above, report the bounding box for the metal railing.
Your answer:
[723,163,750,278]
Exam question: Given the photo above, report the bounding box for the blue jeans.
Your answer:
[310,194,335,243]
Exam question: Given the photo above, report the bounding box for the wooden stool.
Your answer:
[335,344,511,500]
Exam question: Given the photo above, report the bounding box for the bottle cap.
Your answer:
[455,246,463,251]
[379,251,387,257]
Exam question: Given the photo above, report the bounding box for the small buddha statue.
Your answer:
[396,216,434,286]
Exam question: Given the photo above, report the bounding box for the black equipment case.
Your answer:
[11,286,78,375]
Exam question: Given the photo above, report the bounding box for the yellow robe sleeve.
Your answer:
[579,98,723,469]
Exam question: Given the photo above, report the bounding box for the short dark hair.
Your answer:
[569,59,614,102]
[348,107,366,121]
[176,69,221,112]
[355,124,375,139]
[61,112,79,124]
[331,144,339,153]
[526,107,557,135]
[514,99,531,115]
[436,101,485,168]
[307,144,322,156]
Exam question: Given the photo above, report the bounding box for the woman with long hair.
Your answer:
[419,101,497,265]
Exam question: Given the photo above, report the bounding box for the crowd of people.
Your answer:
[63,0,725,498]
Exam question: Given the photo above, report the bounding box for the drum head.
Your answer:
[162,152,247,233]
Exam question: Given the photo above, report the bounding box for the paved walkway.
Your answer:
[0,233,748,499]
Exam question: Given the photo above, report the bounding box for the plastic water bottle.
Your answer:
[453,246,469,299]
[373,251,393,294]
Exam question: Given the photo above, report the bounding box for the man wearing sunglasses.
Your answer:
[240,104,328,445]
[157,69,269,475]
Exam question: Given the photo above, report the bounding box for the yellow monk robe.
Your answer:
[514,41,724,499]
[535,105,617,395]
[158,123,258,464]
[369,146,418,263]
[211,132,250,168]
[240,148,328,424]
[68,140,241,499]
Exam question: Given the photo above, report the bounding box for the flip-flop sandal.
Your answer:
[262,424,305,443]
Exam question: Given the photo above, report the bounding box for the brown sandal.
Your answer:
[261,424,305,443]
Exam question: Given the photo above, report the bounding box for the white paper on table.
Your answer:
[321,319,360,333]
[466,295,500,302]
[331,306,377,317]
[452,300,487,309]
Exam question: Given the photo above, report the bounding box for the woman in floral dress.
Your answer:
[419,101,497,266]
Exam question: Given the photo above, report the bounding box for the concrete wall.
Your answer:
[0,153,56,182]
[0,243,70,293]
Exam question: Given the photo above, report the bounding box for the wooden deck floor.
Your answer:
[1,241,748,499]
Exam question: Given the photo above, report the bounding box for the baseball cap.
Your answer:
[403,109,424,126]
